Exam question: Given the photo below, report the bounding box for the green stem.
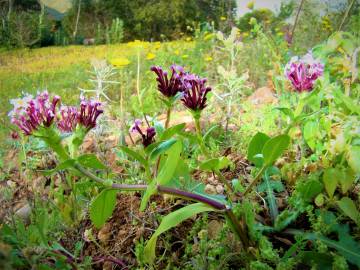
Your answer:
[243,165,267,196]
[194,116,209,157]
[73,164,250,248]
[215,169,234,195]
[165,107,172,129]
[225,209,250,248]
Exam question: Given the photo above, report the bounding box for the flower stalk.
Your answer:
[72,163,249,249]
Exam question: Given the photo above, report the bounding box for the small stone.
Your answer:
[216,185,224,194]
[245,166,253,172]
[208,175,218,185]
[98,223,112,244]
[6,180,16,189]
[32,177,45,191]
[15,203,31,222]
[205,184,216,195]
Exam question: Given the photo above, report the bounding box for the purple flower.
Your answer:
[181,75,212,111]
[285,53,324,92]
[10,91,60,135]
[78,98,103,130]
[130,120,156,147]
[150,65,186,97]
[57,106,79,132]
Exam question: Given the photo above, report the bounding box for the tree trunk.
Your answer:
[73,0,81,40]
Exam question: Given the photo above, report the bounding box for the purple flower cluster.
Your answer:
[57,106,79,132]
[57,98,103,133]
[150,65,186,97]
[150,65,212,111]
[285,53,324,92]
[9,91,60,135]
[9,91,103,135]
[78,98,103,130]
[181,75,212,111]
[130,119,156,147]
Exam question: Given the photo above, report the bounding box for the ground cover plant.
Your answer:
[0,1,360,269]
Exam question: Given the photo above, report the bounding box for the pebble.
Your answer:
[216,185,224,194]
[205,184,216,195]
[15,203,31,222]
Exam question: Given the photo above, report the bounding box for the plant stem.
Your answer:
[165,107,172,129]
[243,166,266,196]
[225,209,250,248]
[74,163,147,191]
[194,116,209,157]
[73,164,250,249]
[338,0,356,31]
[215,169,234,194]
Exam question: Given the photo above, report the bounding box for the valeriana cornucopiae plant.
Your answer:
[9,88,250,265]
[243,53,325,196]
[276,52,325,134]
[150,65,185,128]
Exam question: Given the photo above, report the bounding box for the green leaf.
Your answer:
[347,145,360,174]
[275,107,294,120]
[90,189,117,228]
[337,197,360,226]
[297,179,323,202]
[299,251,333,269]
[322,168,340,198]
[199,157,231,172]
[247,132,270,167]
[77,154,107,170]
[156,140,182,186]
[262,134,290,166]
[119,146,147,166]
[40,159,75,176]
[149,138,177,161]
[160,123,186,140]
[144,203,215,264]
[140,140,182,211]
[333,89,360,115]
[262,167,280,223]
[203,124,219,142]
[303,120,318,151]
[304,232,360,267]
[275,209,300,231]
[338,168,355,194]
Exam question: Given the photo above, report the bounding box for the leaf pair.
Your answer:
[247,132,290,168]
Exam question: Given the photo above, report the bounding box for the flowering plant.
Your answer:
[285,52,324,92]
[9,91,103,160]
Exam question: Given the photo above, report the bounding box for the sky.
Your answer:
[236,0,349,17]
[236,0,280,17]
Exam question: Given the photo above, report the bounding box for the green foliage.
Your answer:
[337,197,360,226]
[247,132,270,167]
[144,203,215,264]
[77,154,107,170]
[262,134,290,166]
[89,189,118,228]
[258,167,284,222]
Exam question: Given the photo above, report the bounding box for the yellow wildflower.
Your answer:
[204,56,213,62]
[204,33,215,41]
[110,57,131,67]
[174,49,180,55]
[146,52,156,60]
[220,16,226,21]
[186,37,192,42]
[154,42,161,50]
[247,1,254,10]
